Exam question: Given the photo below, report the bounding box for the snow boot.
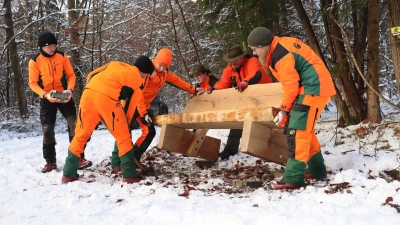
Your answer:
[78,157,92,170]
[304,172,316,179]
[219,129,242,160]
[61,174,79,183]
[42,162,57,173]
[111,165,122,175]
[122,177,142,184]
[272,181,302,190]
[219,150,237,160]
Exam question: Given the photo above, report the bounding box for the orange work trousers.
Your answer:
[288,95,330,163]
[69,89,133,157]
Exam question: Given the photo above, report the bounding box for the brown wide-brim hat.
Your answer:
[222,44,245,62]
[191,64,211,77]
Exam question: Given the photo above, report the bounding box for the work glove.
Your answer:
[141,114,153,126]
[273,110,290,127]
[206,85,214,94]
[44,90,59,103]
[195,87,205,95]
[236,81,248,92]
[189,87,205,99]
[62,89,73,103]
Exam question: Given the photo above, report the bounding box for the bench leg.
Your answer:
[185,129,209,156]
[157,125,220,160]
[240,121,288,165]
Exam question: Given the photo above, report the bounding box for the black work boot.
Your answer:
[219,150,237,160]
[42,142,57,172]
[219,129,242,160]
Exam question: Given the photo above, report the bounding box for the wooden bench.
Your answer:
[153,82,288,165]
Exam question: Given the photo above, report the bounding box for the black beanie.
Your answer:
[134,55,154,75]
[38,31,57,48]
[247,27,274,47]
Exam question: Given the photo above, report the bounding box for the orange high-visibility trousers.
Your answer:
[288,95,330,163]
[135,116,149,147]
[69,89,133,157]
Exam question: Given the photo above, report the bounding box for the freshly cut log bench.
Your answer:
[153,82,289,165]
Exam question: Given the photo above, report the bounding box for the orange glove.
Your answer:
[189,87,205,99]
[44,90,59,103]
[273,110,289,127]
[195,87,205,95]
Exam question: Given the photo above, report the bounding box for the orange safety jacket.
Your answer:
[141,61,197,108]
[85,61,147,125]
[28,50,76,98]
[197,75,219,90]
[214,54,272,90]
[266,36,336,111]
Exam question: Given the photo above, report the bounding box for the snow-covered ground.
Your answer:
[0,109,400,225]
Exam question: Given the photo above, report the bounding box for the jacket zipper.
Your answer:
[49,59,55,89]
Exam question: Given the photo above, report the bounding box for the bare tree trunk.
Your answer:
[292,0,325,62]
[388,0,400,93]
[323,0,366,125]
[68,0,85,105]
[3,0,29,118]
[294,0,349,126]
[366,0,381,122]
[146,0,157,56]
[91,0,95,72]
[97,9,104,66]
[6,51,10,108]
[351,0,368,90]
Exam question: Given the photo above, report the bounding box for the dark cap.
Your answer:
[222,45,245,62]
[38,31,57,48]
[134,55,154,75]
[191,64,211,77]
[247,27,274,47]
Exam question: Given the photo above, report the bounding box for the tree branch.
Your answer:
[330,15,400,111]
[174,0,200,64]
[168,0,190,80]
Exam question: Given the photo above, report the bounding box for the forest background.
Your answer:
[1,0,400,128]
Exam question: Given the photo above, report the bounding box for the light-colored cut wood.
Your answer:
[195,137,220,160]
[154,107,279,129]
[155,82,287,164]
[184,82,283,113]
[241,121,288,165]
[157,124,190,154]
[157,125,220,160]
[186,129,209,156]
